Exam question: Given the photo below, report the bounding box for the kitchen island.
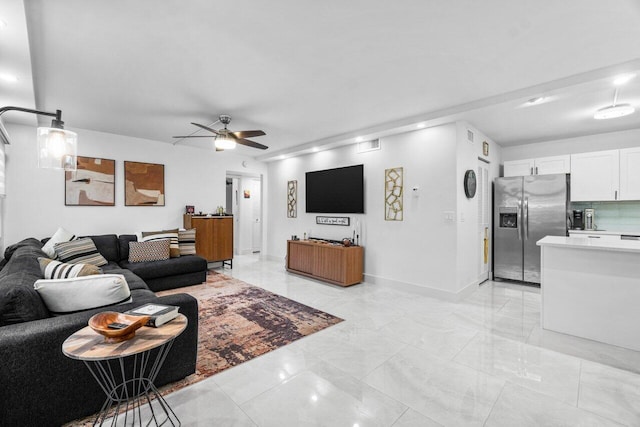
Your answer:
[537,236,640,351]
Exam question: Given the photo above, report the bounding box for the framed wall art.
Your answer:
[65,156,115,206]
[385,167,403,221]
[124,161,165,206]
[287,180,297,218]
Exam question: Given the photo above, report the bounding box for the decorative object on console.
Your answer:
[287,180,297,218]
[38,257,102,279]
[0,106,78,171]
[41,226,76,258]
[385,167,403,221]
[124,161,165,206]
[54,237,108,266]
[178,229,196,255]
[128,239,171,263]
[140,229,180,257]
[185,205,195,214]
[316,216,350,226]
[33,274,131,314]
[65,156,115,206]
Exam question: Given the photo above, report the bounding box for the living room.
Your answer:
[2,1,640,426]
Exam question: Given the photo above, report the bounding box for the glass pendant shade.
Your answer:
[215,135,237,150]
[37,127,78,170]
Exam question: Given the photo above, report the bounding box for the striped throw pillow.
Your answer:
[54,238,108,267]
[178,229,196,255]
[141,229,180,258]
[38,257,102,279]
[128,239,170,263]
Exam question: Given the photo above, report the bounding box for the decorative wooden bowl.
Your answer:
[88,312,150,343]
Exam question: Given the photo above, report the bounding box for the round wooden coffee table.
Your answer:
[63,314,187,426]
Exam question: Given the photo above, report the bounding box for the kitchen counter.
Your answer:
[568,229,640,236]
[537,235,640,253]
[536,235,640,351]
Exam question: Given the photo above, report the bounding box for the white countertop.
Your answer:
[537,235,640,253]
[568,229,640,236]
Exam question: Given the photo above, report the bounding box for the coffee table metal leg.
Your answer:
[82,341,180,426]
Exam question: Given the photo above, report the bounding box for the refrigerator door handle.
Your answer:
[517,199,523,241]
[523,197,529,240]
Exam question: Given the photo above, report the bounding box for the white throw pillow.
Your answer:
[33,274,131,314]
[42,227,76,258]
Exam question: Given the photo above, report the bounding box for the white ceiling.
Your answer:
[1,1,640,159]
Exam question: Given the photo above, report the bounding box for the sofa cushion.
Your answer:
[84,234,120,262]
[119,255,207,281]
[33,274,131,314]
[128,240,170,263]
[4,238,44,262]
[140,229,180,258]
[41,227,76,258]
[118,234,137,261]
[0,271,50,326]
[38,258,102,279]
[54,238,108,267]
[178,229,196,255]
[1,243,47,280]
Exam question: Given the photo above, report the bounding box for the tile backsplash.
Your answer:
[571,201,640,232]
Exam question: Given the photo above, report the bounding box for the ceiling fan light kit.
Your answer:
[173,114,268,152]
[593,85,635,120]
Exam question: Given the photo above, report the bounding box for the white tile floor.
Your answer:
[160,255,640,426]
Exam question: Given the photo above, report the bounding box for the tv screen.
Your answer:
[305,164,364,213]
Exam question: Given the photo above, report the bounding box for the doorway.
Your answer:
[226,173,263,255]
[478,158,490,283]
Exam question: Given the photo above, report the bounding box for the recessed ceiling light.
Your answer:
[0,74,18,83]
[278,155,286,160]
[594,104,635,120]
[355,136,364,142]
[613,73,636,86]
[526,96,545,105]
[312,147,319,152]
[416,123,426,129]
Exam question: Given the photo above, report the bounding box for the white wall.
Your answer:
[2,123,268,247]
[267,122,499,298]
[501,129,640,162]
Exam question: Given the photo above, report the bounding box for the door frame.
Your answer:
[226,171,263,256]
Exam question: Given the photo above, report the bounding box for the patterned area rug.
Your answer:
[157,270,343,391]
[66,271,342,426]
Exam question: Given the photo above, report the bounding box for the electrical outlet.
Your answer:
[444,211,455,222]
[460,212,465,222]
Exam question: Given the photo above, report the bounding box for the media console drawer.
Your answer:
[286,240,364,286]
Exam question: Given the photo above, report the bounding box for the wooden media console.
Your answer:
[286,240,364,286]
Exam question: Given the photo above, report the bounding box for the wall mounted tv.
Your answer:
[305,164,364,213]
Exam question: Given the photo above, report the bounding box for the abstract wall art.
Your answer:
[385,167,403,221]
[124,161,165,206]
[65,156,115,206]
[287,180,297,218]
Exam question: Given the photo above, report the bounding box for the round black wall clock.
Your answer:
[464,169,477,198]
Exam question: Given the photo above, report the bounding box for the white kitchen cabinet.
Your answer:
[619,147,640,200]
[570,150,620,201]
[503,155,570,177]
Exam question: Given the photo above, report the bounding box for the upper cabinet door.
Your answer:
[534,155,571,175]
[620,147,640,200]
[570,150,620,201]
[503,159,534,177]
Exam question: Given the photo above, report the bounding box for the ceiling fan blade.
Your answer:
[191,122,220,135]
[172,135,214,138]
[231,130,266,139]
[235,138,268,150]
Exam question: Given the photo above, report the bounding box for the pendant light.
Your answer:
[0,106,78,170]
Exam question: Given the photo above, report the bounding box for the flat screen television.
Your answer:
[305,164,364,213]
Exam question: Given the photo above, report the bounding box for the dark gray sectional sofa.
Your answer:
[0,235,208,426]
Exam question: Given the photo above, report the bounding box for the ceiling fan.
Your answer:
[173,115,268,151]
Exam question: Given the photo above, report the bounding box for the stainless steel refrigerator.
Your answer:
[494,173,569,284]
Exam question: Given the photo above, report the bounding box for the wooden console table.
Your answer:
[184,214,233,267]
[286,240,364,286]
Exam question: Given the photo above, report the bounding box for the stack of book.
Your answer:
[125,303,179,327]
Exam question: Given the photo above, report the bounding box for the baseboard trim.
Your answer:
[363,273,479,302]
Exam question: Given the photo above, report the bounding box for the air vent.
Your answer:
[357,139,380,153]
[467,130,474,143]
